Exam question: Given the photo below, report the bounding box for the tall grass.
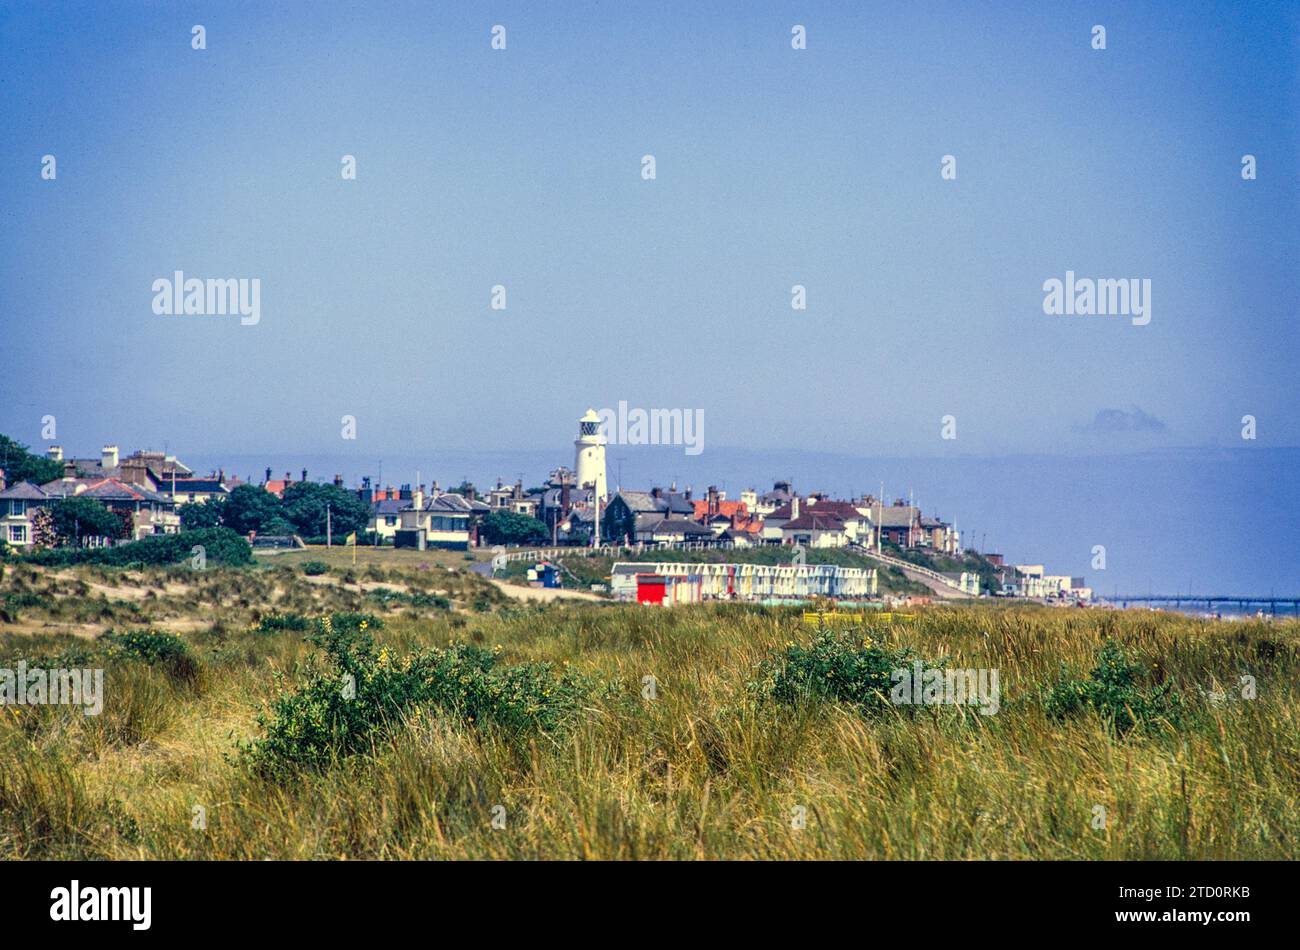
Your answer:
[0,564,1297,859]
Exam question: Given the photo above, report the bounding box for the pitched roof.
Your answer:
[875,505,920,528]
[691,499,749,521]
[423,492,490,512]
[783,512,847,531]
[616,491,660,512]
[0,480,48,501]
[79,478,172,504]
[804,499,870,520]
[167,478,229,493]
[614,489,693,515]
[650,518,713,536]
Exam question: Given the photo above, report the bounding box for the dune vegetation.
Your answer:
[1,555,1297,860]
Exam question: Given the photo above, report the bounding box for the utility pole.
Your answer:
[326,504,332,547]
[877,481,884,553]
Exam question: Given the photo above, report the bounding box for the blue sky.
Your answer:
[1,2,1297,589]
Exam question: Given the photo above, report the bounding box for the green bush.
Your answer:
[749,628,940,713]
[1044,639,1182,736]
[257,612,312,634]
[100,628,199,684]
[365,588,450,610]
[301,561,330,576]
[21,527,251,568]
[242,613,591,776]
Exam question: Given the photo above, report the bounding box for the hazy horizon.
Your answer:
[2,1,1296,594]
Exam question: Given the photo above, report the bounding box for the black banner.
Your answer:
[1,860,1273,937]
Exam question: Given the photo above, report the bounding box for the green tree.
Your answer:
[280,482,369,537]
[480,510,549,546]
[0,434,63,486]
[179,498,225,530]
[222,484,285,534]
[49,496,121,545]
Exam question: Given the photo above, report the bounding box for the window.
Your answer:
[385,516,397,526]
[9,525,27,543]
[8,500,25,517]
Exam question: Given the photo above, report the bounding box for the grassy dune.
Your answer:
[1,559,1297,860]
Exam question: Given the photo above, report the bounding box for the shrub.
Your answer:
[1044,639,1182,736]
[749,628,940,714]
[100,629,199,684]
[257,612,312,633]
[21,527,251,568]
[365,588,450,610]
[242,613,591,776]
[301,561,330,576]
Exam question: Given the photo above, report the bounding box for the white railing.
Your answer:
[490,538,748,564]
[848,544,966,592]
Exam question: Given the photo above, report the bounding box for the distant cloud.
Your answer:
[1076,406,1168,435]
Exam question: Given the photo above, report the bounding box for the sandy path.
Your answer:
[487,579,605,603]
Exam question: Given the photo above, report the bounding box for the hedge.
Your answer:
[20,527,253,568]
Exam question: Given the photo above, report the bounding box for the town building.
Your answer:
[0,480,50,547]
[611,561,878,605]
[393,485,490,551]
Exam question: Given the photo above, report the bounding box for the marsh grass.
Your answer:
[0,560,1297,859]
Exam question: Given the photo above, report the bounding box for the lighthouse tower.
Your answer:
[574,408,608,502]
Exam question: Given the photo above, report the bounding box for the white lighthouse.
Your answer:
[574,408,608,502]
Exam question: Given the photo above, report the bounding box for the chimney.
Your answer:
[47,445,63,461]
[102,445,119,469]
[333,473,343,488]
[265,467,272,484]
[399,483,411,501]
[651,487,662,501]
[792,496,800,520]
[285,471,292,483]
[707,485,719,517]
[218,468,225,483]
[301,468,308,483]
[514,478,523,499]
[685,485,693,501]
[412,485,424,511]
